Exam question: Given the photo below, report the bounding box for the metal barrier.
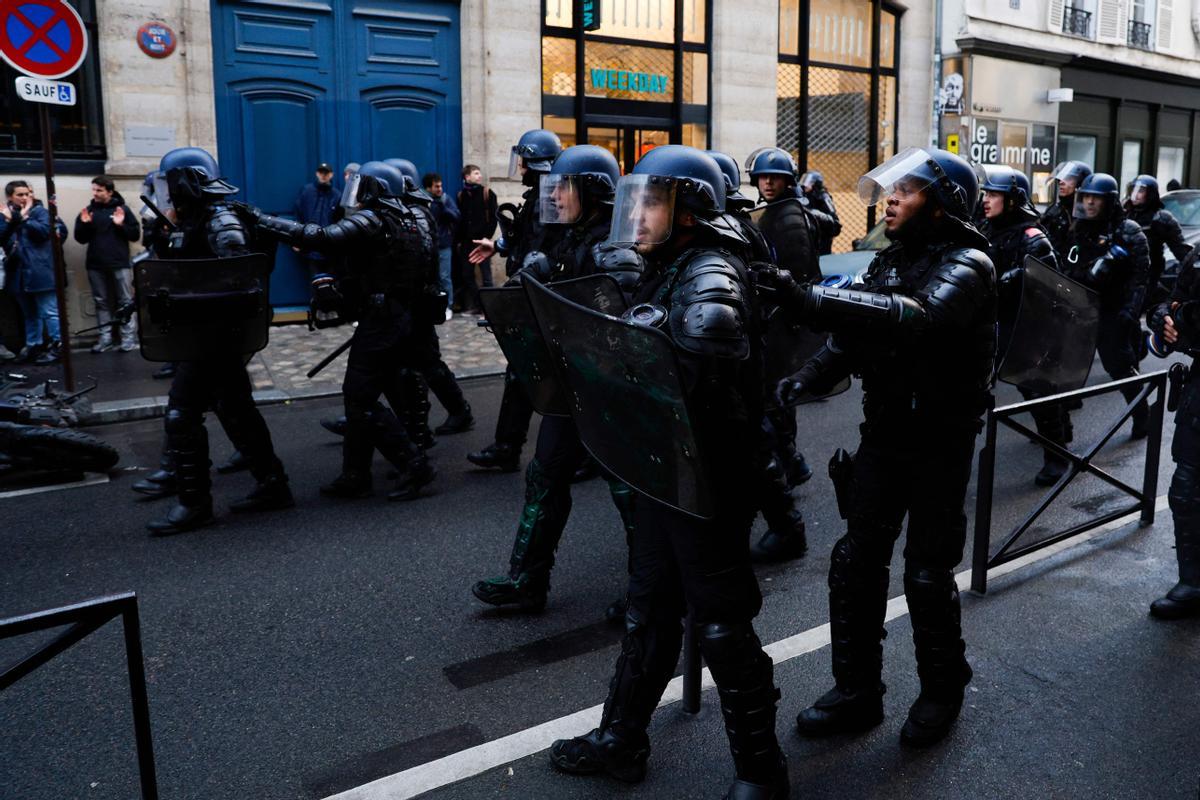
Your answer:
[970,371,1168,594]
[0,592,159,800]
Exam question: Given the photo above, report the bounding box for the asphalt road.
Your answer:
[1,364,1196,800]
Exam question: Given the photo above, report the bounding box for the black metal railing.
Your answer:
[1063,6,1093,37]
[970,371,1167,594]
[0,592,159,799]
[1128,19,1153,49]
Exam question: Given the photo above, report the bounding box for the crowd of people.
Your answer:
[6,130,1199,797]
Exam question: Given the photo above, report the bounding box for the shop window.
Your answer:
[542,38,576,96]
[681,122,707,149]
[1120,140,1143,192]
[584,42,674,101]
[809,0,872,69]
[683,0,707,43]
[1058,133,1097,168]
[1031,124,1057,203]
[683,52,708,105]
[545,0,571,28]
[542,114,578,148]
[879,10,897,70]
[779,0,801,56]
[1157,145,1185,187]
[591,0,676,44]
[0,0,105,166]
[877,75,896,163]
[808,67,870,252]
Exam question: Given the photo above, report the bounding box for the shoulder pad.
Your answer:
[669,251,751,359]
[943,247,995,279]
[1023,227,1043,239]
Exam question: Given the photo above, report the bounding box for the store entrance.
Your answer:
[586,124,671,174]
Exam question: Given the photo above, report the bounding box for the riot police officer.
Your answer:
[550,146,788,798]
[770,147,997,747]
[241,161,437,500]
[747,147,827,283]
[471,145,637,612]
[1147,247,1200,619]
[978,165,1072,486]
[800,170,842,254]
[707,149,809,563]
[1040,160,1092,259]
[466,129,563,472]
[144,147,293,534]
[1063,173,1152,438]
[385,157,475,440]
[1124,174,1192,311]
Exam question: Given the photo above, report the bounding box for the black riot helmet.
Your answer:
[509,129,563,180]
[342,160,406,210]
[156,147,238,210]
[858,147,978,224]
[978,165,1032,208]
[800,170,826,192]
[1126,174,1162,210]
[1074,172,1121,220]
[1049,160,1093,196]
[384,158,432,203]
[704,150,751,211]
[609,145,726,250]
[538,144,620,224]
[746,147,798,185]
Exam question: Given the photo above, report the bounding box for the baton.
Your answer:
[306,334,354,379]
[140,194,179,233]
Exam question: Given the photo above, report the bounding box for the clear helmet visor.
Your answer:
[855,147,937,207]
[1129,180,1154,204]
[1073,193,1108,220]
[609,174,677,248]
[508,149,524,180]
[539,174,585,224]
[340,173,363,210]
[152,174,173,213]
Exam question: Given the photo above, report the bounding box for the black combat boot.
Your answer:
[753,508,808,563]
[1033,451,1069,487]
[550,607,681,783]
[797,531,891,737]
[216,449,250,474]
[900,567,972,748]
[789,451,813,486]
[388,455,437,501]
[434,402,474,435]
[572,454,601,483]
[148,411,214,535]
[389,372,435,450]
[1151,514,1200,619]
[321,415,375,498]
[466,442,521,471]
[1129,392,1150,440]
[231,473,294,512]
[472,459,569,611]
[320,416,347,436]
[699,623,790,800]
[132,450,176,498]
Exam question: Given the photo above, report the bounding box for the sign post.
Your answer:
[1,0,91,390]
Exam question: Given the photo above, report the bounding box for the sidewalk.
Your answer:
[12,314,506,425]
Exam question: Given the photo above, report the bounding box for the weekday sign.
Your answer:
[15,75,76,105]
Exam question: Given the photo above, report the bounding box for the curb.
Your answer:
[81,366,507,426]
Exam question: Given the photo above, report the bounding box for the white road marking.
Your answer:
[323,496,1167,800]
[0,473,109,499]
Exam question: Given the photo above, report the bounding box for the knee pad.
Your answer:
[902,564,957,604]
[696,621,760,665]
[1169,462,1200,517]
[164,407,202,435]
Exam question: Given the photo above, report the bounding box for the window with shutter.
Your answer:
[1047,0,1065,30]
[1096,0,1128,42]
[1155,0,1174,50]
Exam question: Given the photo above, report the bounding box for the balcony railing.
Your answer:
[1128,19,1153,49]
[1063,6,1093,38]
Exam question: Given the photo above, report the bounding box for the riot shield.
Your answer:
[134,255,271,362]
[479,274,628,416]
[523,276,713,519]
[997,255,1100,393]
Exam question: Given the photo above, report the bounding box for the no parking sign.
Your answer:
[0,0,88,80]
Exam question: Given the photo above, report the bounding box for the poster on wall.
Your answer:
[937,56,965,117]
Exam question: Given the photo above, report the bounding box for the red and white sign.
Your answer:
[0,0,88,80]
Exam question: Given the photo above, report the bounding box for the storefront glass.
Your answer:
[1158,146,1186,186]
[776,0,899,251]
[542,0,711,172]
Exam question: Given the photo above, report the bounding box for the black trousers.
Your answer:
[341,311,421,473]
[166,354,283,504]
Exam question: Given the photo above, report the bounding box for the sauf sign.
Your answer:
[15,75,76,106]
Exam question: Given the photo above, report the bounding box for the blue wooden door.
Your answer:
[211,0,463,310]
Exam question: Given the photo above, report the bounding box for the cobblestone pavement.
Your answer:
[251,313,503,394]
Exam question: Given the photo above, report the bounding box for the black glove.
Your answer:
[308,273,344,329]
[513,251,556,284]
[775,373,809,408]
[229,200,262,224]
